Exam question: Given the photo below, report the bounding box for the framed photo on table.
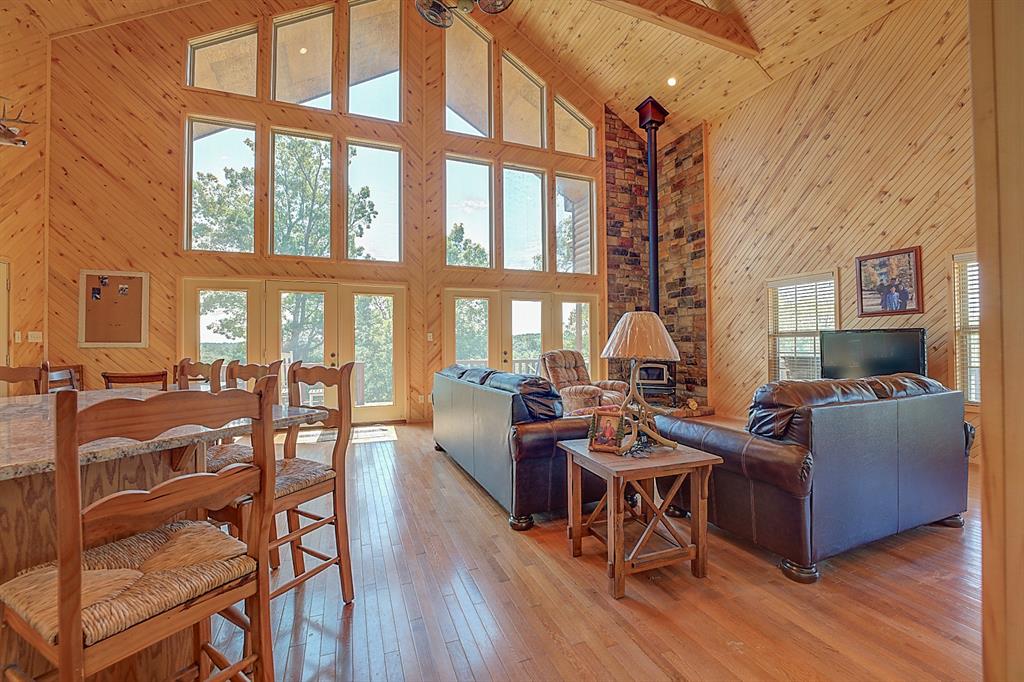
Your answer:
[78,269,150,348]
[588,407,626,453]
[856,246,924,317]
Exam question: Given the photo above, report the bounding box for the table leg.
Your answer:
[639,478,655,524]
[609,476,626,598]
[569,456,582,557]
[690,465,710,578]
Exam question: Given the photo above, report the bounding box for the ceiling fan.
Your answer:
[415,0,515,29]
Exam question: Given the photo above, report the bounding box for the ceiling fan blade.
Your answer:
[416,0,455,28]
[476,0,514,14]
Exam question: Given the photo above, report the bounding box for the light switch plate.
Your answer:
[426,332,434,342]
[13,331,21,343]
[27,331,42,343]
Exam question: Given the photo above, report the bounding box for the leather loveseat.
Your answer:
[432,365,604,529]
[654,373,973,582]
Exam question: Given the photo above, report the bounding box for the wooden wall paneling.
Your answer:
[970,0,1024,676]
[706,0,975,418]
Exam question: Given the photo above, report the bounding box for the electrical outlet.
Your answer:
[426,332,434,342]
[13,331,21,343]
[27,331,42,343]
[418,394,425,404]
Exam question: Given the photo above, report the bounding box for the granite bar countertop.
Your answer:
[0,388,327,482]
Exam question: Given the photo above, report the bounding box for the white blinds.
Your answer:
[768,275,836,381]
[953,254,981,402]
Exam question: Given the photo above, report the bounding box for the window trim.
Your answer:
[184,115,259,255]
[766,269,839,383]
[186,24,260,98]
[345,138,404,263]
[952,251,981,405]
[553,96,595,158]
[271,5,337,110]
[444,154,495,270]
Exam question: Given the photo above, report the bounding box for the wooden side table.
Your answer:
[559,438,722,599]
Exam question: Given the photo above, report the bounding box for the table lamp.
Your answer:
[601,311,681,452]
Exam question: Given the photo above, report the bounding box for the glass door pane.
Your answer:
[353,294,394,407]
[266,282,339,406]
[561,301,591,371]
[198,289,249,364]
[506,297,544,375]
[454,297,490,367]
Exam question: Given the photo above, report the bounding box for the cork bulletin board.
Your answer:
[78,270,150,347]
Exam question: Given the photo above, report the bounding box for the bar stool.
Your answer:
[206,360,282,474]
[0,364,47,394]
[101,370,169,390]
[175,358,224,393]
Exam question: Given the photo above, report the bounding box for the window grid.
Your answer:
[768,276,836,382]
[954,255,981,403]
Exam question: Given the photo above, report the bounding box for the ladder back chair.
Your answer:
[0,377,279,681]
[206,360,283,474]
[45,364,79,393]
[175,358,224,393]
[0,364,47,395]
[101,370,169,391]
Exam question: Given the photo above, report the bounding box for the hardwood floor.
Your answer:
[214,424,981,681]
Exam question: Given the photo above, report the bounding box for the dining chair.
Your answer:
[46,365,79,393]
[0,377,279,681]
[101,370,169,390]
[210,361,354,603]
[175,358,224,393]
[206,360,283,474]
[0,364,47,394]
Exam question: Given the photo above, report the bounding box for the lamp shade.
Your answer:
[601,311,680,361]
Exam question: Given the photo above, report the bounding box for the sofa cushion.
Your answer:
[439,364,469,380]
[485,372,563,422]
[461,367,497,385]
[866,373,949,399]
[747,378,877,446]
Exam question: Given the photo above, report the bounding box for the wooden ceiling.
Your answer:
[13,0,914,142]
[500,0,915,140]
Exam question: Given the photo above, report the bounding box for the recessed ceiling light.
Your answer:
[667,77,678,87]
[299,47,308,55]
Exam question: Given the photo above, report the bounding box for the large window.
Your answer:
[188,27,258,97]
[554,98,594,157]
[445,17,491,137]
[954,254,981,402]
[348,0,400,121]
[272,131,332,258]
[501,54,544,148]
[561,301,592,370]
[445,158,492,267]
[347,143,401,261]
[767,274,836,381]
[273,9,334,109]
[503,167,544,271]
[554,175,594,274]
[187,119,256,253]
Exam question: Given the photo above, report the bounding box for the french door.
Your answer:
[182,278,407,423]
[443,288,602,379]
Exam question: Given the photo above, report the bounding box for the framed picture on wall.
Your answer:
[78,269,150,347]
[855,246,924,317]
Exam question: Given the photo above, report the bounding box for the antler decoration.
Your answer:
[0,96,37,148]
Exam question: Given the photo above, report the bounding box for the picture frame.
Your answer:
[588,407,626,453]
[856,246,924,317]
[78,269,150,348]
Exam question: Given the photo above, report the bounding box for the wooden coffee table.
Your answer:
[559,439,722,599]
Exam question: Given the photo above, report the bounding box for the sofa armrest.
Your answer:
[510,417,591,462]
[655,415,812,497]
[594,379,629,394]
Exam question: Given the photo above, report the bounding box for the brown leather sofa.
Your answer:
[432,365,604,529]
[655,373,973,582]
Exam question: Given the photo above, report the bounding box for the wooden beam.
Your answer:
[587,0,759,58]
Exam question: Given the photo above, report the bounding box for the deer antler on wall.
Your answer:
[0,96,37,147]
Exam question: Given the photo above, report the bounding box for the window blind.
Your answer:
[768,275,836,381]
[953,254,981,403]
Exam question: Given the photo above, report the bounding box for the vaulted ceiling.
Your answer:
[500,0,915,140]
[9,0,915,142]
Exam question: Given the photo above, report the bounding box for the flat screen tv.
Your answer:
[820,328,927,379]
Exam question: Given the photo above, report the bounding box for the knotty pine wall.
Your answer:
[42,0,605,421]
[706,0,977,426]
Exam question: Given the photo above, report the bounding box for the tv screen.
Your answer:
[820,328,926,379]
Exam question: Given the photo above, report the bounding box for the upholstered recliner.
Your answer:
[539,349,628,413]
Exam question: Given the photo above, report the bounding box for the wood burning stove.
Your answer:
[637,361,676,407]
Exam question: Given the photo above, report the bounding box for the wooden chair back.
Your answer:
[101,370,169,390]
[0,364,47,394]
[174,357,224,393]
[283,361,355,472]
[51,377,278,675]
[47,366,79,392]
[225,359,283,388]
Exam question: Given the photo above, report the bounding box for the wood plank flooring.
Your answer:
[215,424,981,681]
